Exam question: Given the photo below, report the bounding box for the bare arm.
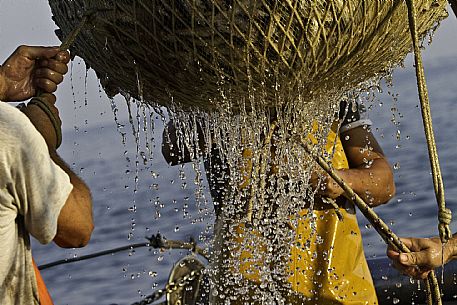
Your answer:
[339,126,395,206]
[22,95,94,248]
[4,46,95,248]
[0,73,6,100]
[314,125,395,207]
[22,97,94,249]
[49,151,93,248]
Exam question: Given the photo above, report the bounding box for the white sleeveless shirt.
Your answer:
[0,102,72,305]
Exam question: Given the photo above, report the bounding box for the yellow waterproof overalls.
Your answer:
[232,122,378,304]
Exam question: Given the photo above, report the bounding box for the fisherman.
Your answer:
[162,100,395,304]
[0,45,93,305]
[387,234,457,279]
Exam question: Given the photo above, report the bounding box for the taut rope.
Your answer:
[299,139,442,305]
[406,0,453,245]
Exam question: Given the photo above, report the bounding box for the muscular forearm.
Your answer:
[50,150,94,248]
[49,150,90,194]
[23,94,93,247]
[338,158,395,207]
[339,126,395,207]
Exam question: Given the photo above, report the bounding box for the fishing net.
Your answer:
[48,1,450,304]
[48,0,447,112]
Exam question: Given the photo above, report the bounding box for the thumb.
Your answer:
[399,252,427,267]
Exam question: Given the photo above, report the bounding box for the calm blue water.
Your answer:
[31,57,457,305]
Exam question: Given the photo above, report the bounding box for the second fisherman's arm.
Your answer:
[339,126,395,207]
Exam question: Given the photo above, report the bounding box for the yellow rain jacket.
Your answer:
[232,122,378,304]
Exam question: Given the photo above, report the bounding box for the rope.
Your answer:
[405,2,455,302]
[38,242,149,270]
[300,139,402,249]
[58,13,91,51]
[29,9,96,148]
[405,0,452,245]
[425,278,433,305]
[38,234,208,270]
[246,121,346,222]
[322,197,344,221]
[246,121,278,223]
[298,138,442,305]
[131,288,166,305]
[242,0,451,302]
[27,97,62,148]
[58,7,115,51]
[46,3,451,304]
[48,0,448,111]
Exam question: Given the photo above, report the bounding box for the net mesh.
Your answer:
[48,1,449,303]
[49,0,447,112]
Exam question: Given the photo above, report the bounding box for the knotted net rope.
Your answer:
[49,0,447,112]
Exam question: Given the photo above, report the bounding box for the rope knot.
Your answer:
[438,208,452,243]
[146,233,165,248]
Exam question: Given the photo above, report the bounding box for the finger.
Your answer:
[54,50,70,64]
[391,256,432,279]
[399,237,415,250]
[312,173,328,189]
[391,258,406,271]
[418,270,431,280]
[35,78,58,93]
[38,58,69,75]
[404,267,425,279]
[391,261,421,279]
[39,93,57,105]
[309,171,319,185]
[386,248,399,259]
[34,68,64,85]
[17,45,60,60]
[409,268,432,280]
[400,265,418,277]
[399,251,429,267]
[392,261,421,278]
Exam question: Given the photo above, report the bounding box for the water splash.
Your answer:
[98,53,405,303]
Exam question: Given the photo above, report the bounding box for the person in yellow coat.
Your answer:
[285,101,395,304]
[162,101,395,304]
